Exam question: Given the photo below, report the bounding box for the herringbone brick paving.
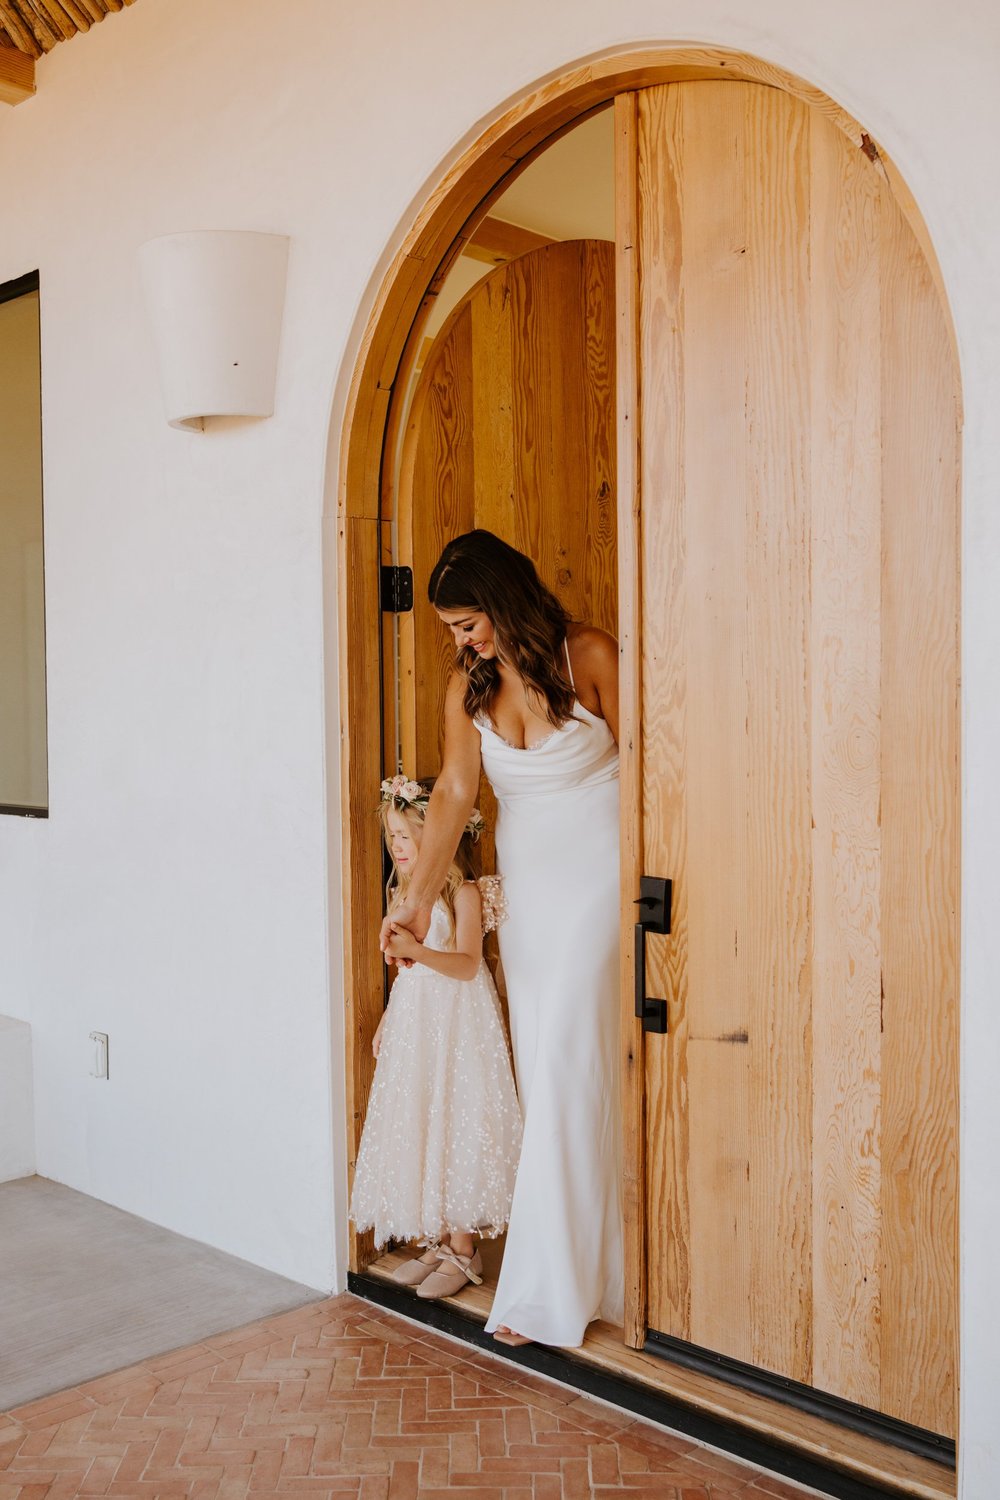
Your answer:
[0,1293,822,1499]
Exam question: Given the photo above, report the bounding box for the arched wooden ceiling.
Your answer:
[0,0,138,103]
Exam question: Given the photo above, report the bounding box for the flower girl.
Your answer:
[349,775,522,1298]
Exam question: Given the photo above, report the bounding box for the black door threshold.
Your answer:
[349,1270,925,1500]
[644,1328,953,1470]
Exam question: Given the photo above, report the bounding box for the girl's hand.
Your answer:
[372,1014,386,1059]
[385,925,422,964]
[379,901,431,960]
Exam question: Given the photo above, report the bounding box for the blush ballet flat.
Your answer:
[391,1246,442,1287]
[415,1247,483,1300]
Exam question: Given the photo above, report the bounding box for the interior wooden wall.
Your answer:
[395,238,617,881]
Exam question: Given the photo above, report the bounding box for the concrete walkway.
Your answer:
[0,1176,323,1409]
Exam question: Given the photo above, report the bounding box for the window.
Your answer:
[0,272,47,815]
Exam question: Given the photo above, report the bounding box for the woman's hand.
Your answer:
[379,900,431,963]
[384,924,423,965]
[372,1013,386,1059]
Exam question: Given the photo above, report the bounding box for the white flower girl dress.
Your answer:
[350,880,522,1248]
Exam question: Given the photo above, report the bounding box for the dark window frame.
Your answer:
[1,268,48,819]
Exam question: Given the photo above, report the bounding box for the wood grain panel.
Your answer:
[879,188,960,1438]
[632,75,959,1430]
[400,301,475,779]
[808,112,883,1409]
[339,515,387,1273]
[582,240,618,635]
[614,93,646,1351]
[0,41,33,101]
[466,216,556,265]
[740,83,813,1384]
[381,519,398,775]
[537,244,588,617]
[635,82,691,1342]
[638,81,816,1374]
[470,260,519,551]
[675,81,752,1363]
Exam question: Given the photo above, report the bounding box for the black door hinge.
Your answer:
[380,565,414,613]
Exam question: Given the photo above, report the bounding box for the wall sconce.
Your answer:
[139,230,289,432]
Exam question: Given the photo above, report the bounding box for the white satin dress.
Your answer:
[478,647,623,1347]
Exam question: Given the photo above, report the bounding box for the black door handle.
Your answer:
[634,875,670,1034]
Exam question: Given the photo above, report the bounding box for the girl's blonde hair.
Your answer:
[378,790,479,945]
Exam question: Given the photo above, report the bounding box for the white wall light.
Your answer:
[139,231,289,432]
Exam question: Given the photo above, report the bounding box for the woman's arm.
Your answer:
[384,882,483,981]
[379,673,482,950]
[570,625,620,745]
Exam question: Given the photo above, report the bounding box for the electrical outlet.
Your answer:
[89,1031,109,1079]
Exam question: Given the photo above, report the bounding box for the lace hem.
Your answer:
[351,1215,512,1250]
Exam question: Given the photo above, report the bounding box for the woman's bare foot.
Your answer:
[493,1325,532,1347]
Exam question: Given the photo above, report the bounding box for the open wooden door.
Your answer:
[617,82,959,1439]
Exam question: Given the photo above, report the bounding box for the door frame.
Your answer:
[335,44,959,1352]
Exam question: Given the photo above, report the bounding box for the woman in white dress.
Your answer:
[380,529,622,1348]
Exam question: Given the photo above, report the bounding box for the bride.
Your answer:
[380,528,622,1349]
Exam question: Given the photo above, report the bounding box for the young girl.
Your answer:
[349,774,522,1298]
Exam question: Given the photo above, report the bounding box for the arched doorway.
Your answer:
[336,45,960,1487]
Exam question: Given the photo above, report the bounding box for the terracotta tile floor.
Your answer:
[0,1293,822,1499]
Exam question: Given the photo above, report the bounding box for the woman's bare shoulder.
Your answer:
[568,623,618,670]
[567,625,618,726]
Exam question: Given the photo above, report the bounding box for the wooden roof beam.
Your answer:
[465,216,557,265]
[0,42,34,102]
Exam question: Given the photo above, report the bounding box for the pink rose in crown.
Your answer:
[380,775,428,808]
[379,773,484,841]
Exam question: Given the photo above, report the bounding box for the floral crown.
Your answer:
[380,774,485,842]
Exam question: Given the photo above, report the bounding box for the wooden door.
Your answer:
[397,238,617,808]
[618,83,959,1437]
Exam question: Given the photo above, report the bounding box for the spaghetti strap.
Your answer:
[563,636,576,691]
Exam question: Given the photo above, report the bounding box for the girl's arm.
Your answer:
[570,625,620,745]
[384,882,484,981]
[379,672,482,949]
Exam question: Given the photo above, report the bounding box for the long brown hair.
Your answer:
[427,530,574,728]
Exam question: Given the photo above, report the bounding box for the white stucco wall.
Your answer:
[0,0,996,1489]
[0,1015,36,1181]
